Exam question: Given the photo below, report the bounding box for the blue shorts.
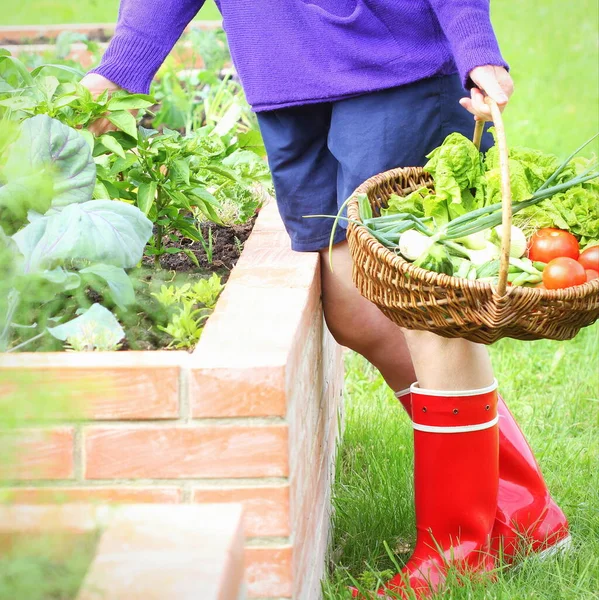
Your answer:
[257,74,493,252]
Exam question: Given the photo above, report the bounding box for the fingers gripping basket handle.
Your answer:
[473,99,512,296]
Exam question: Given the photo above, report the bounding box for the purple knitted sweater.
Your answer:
[91,1,508,112]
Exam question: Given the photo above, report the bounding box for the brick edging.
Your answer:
[0,504,246,600]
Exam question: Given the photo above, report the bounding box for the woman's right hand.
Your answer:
[80,73,122,135]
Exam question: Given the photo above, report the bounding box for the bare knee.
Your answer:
[322,300,376,354]
[318,244,383,355]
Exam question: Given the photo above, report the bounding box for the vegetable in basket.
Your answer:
[543,257,586,290]
[338,131,599,288]
[586,269,599,282]
[578,245,599,271]
[528,228,579,263]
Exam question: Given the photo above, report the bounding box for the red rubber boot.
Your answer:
[395,388,570,564]
[490,399,571,561]
[362,382,500,599]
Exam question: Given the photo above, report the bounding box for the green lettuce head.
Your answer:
[485,158,534,206]
[514,183,599,247]
[424,133,483,205]
[484,128,561,191]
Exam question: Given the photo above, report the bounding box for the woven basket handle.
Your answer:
[472,98,512,296]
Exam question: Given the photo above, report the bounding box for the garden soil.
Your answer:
[152,218,255,272]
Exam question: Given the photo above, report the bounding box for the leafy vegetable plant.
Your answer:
[0,48,269,352]
[0,51,153,134]
[95,124,269,266]
[0,115,152,352]
[152,273,223,349]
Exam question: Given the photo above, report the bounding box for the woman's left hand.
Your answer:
[460,65,514,121]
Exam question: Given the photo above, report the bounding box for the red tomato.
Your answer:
[579,246,599,271]
[542,257,587,289]
[586,269,599,282]
[528,228,580,263]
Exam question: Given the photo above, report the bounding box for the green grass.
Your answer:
[325,327,599,599]
[0,533,98,600]
[2,1,220,25]
[492,0,599,156]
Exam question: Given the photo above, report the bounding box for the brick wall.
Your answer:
[0,202,345,599]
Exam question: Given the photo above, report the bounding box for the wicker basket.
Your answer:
[345,100,599,344]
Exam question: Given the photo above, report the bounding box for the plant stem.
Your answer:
[535,133,599,192]
[154,189,164,268]
[154,224,163,269]
[7,331,46,353]
[0,290,20,352]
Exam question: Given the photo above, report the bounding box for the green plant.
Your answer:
[233,235,243,256]
[0,532,98,600]
[198,226,214,264]
[55,304,125,351]
[98,125,269,264]
[149,28,261,151]
[54,31,101,61]
[152,273,223,349]
[0,52,270,257]
[0,52,152,133]
[187,27,231,73]
[0,114,151,351]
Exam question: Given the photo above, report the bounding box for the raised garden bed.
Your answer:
[0,22,223,70]
[0,503,246,599]
[0,201,345,599]
[0,22,221,45]
[0,49,263,353]
[1,23,345,598]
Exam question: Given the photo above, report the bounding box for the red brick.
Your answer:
[79,504,246,600]
[0,21,221,44]
[84,425,289,479]
[193,485,290,537]
[227,262,317,290]
[192,278,320,376]
[191,365,287,418]
[250,201,285,233]
[0,504,245,600]
[0,352,184,420]
[4,487,182,504]
[245,546,293,598]
[0,428,74,480]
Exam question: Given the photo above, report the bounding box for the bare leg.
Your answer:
[319,242,416,391]
[321,242,494,391]
[402,330,495,390]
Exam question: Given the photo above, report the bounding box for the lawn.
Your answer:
[325,327,599,599]
[491,0,598,156]
[2,1,598,599]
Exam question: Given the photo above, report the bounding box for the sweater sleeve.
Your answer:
[89,0,206,93]
[428,1,508,89]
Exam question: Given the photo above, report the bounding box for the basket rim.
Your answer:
[347,165,599,301]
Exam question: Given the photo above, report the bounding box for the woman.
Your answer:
[82,1,570,596]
